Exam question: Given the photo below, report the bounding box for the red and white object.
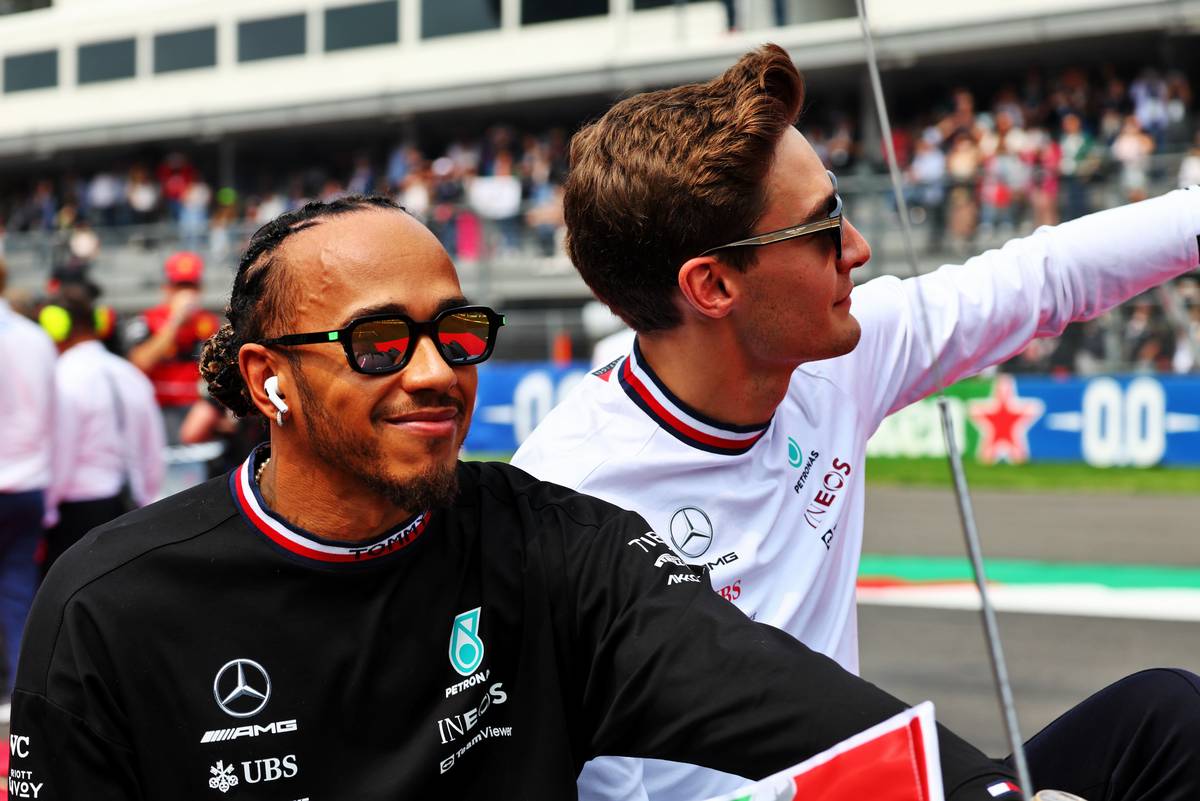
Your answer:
[701,702,944,801]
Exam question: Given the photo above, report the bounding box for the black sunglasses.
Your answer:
[699,170,843,260]
[260,305,505,375]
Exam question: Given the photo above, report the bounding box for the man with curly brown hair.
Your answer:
[514,44,1200,801]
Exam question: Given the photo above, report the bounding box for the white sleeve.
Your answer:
[127,372,167,505]
[842,187,1200,430]
[578,757,649,801]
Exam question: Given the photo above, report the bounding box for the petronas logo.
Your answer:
[449,607,485,676]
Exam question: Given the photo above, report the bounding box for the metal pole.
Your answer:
[855,1,1034,796]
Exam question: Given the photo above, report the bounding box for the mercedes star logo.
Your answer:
[213,658,271,719]
[669,506,714,559]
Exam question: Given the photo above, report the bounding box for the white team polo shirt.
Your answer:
[514,188,1200,801]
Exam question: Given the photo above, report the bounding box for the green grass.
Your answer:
[465,451,1199,494]
[865,457,1200,495]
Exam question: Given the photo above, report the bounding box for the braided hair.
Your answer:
[199,194,404,417]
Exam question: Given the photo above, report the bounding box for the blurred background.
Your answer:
[1,0,1199,771]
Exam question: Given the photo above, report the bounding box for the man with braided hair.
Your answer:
[11,194,1040,799]
[512,44,1200,801]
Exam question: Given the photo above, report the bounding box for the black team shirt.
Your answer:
[10,449,1018,800]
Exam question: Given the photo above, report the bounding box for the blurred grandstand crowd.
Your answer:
[1,60,1199,374]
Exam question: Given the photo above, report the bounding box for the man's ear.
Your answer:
[239,343,289,422]
[678,255,738,320]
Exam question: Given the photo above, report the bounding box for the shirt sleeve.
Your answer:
[841,187,1200,431]
[9,594,142,801]
[566,511,1020,800]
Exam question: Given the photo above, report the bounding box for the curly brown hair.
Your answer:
[563,44,804,333]
[199,195,404,417]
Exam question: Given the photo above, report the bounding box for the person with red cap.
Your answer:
[125,251,221,442]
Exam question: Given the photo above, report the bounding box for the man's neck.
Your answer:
[636,327,793,426]
[258,444,417,542]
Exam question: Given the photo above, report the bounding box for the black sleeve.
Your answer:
[568,512,1021,800]
[9,592,143,801]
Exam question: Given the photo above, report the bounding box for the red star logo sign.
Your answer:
[967,374,1045,464]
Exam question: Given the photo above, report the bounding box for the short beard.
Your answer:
[292,368,460,513]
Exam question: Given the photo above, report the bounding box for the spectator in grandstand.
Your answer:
[11,194,1032,800]
[1173,303,1200,373]
[1058,112,1098,221]
[513,43,1200,801]
[905,134,946,245]
[0,256,55,720]
[179,179,212,252]
[1130,68,1170,149]
[1178,131,1200,188]
[124,251,221,443]
[157,152,197,221]
[39,283,165,575]
[1112,115,1156,203]
[86,169,125,227]
[126,164,160,225]
[945,131,981,251]
[978,110,1028,238]
[1026,126,1061,228]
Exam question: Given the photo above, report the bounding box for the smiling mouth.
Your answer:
[380,407,461,438]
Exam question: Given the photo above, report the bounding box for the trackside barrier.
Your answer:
[699,702,944,801]
[463,364,1200,467]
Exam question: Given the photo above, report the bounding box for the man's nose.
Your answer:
[399,335,458,395]
[839,217,871,272]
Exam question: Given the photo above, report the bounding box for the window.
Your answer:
[325,1,398,51]
[238,13,306,62]
[3,49,56,93]
[422,0,500,38]
[0,0,52,17]
[154,26,217,74]
[633,0,702,8]
[77,38,136,84]
[521,0,605,25]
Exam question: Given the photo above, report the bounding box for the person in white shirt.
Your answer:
[513,45,1200,801]
[40,284,166,575]
[0,257,56,710]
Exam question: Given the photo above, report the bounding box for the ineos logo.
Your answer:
[213,659,272,719]
[669,507,714,559]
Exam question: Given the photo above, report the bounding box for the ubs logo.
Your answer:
[669,507,714,559]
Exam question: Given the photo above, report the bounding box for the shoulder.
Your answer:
[48,477,235,588]
[20,478,238,694]
[108,352,157,397]
[460,460,640,534]
[3,312,56,362]
[512,368,654,489]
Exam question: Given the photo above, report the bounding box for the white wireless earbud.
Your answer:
[264,376,289,426]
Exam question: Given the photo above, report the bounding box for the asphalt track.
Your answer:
[859,486,1200,756]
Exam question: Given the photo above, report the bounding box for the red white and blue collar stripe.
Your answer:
[230,449,431,564]
[617,338,771,456]
[986,781,1023,798]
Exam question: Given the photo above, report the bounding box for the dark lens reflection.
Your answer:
[353,319,411,372]
[437,312,491,363]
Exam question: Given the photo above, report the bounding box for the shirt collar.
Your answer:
[229,445,433,564]
[616,337,772,456]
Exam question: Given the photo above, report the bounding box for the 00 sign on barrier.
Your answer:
[465,363,589,454]
[1080,377,1166,467]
